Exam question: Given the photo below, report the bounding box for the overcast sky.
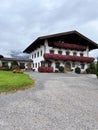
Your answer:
[0,0,98,58]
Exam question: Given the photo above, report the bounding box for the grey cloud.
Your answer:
[0,0,98,57]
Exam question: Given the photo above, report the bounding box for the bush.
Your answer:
[75,67,81,74]
[11,61,19,70]
[86,68,91,74]
[13,69,24,73]
[38,67,53,73]
[59,66,64,73]
[88,62,96,74]
[96,71,98,78]
[55,70,59,73]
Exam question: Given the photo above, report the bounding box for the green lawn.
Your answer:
[0,71,34,93]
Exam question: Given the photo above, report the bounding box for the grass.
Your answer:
[0,71,34,94]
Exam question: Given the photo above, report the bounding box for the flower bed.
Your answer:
[38,67,53,73]
[44,53,94,63]
[54,43,86,51]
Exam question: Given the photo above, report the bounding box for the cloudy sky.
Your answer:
[0,0,98,58]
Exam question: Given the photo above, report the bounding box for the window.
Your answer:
[34,53,36,58]
[50,50,54,54]
[66,51,70,55]
[56,62,60,68]
[37,63,40,67]
[72,62,75,67]
[41,50,42,56]
[58,50,62,54]
[37,52,39,57]
[41,61,45,67]
[35,63,37,68]
[33,63,34,68]
[48,62,51,67]
[80,53,83,57]
[2,62,8,67]
[81,63,85,69]
[32,54,33,59]
[73,52,77,56]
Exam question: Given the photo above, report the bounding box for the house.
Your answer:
[23,30,98,72]
[0,55,33,70]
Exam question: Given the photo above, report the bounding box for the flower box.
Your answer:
[38,67,53,73]
[53,43,86,51]
[44,53,94,63]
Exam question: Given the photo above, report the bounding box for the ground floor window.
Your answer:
[56,62,60,68]
[81,63,85,69]
[35,63,37,68]
[41,61,45,67]
[72,62,75,67]
[2,62,8,67]
[20,63,25,69]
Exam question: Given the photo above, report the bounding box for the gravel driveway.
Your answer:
[0,72,98,130]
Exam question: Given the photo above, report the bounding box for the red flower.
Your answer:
[38,67,53,72]
[44,53,94,63]
[53,43,86,51]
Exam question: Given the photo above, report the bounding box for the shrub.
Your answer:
[75,67,81,74]
[88,62,96,74]
[59,66,64,73]
[55,70,59,73]
[11,61,19,70]
[96,71,98,78]
[38,67,53,73]
[13,69,24,73]
[96,61,98,78]
[2,66,9,71]
[86,68,91,74]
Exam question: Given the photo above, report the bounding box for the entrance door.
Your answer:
[65,62,71,72]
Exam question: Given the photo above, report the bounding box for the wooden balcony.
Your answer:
[53,43,86,51]
[44,53,94,63]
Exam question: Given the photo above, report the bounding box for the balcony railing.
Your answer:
[44,53,94,63]
[53,43,86,51]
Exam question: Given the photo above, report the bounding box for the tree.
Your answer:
[96,58,98,78]
[11,61,19,70]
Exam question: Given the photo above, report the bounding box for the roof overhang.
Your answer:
[23,30,98,53]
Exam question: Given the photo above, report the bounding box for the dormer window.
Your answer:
[50,50,54,54]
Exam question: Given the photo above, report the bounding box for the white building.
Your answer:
[23,30,98,72]
[0,55,32,70]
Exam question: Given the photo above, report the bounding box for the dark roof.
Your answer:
[23,30,98,53]
[0,57,32,62]
[0,55,4,58]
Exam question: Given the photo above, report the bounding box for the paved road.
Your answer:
[0,72,98,130]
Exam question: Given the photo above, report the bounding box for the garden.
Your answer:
[0,61,34,94]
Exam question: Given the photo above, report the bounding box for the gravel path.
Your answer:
[0,72,98,130]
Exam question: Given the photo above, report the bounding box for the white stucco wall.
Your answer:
[0,60,2,67]
[29,39,90,72]
[30,45,45,71]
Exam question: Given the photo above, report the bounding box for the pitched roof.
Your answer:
[0,57,32,62]
[23,30,98,53]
